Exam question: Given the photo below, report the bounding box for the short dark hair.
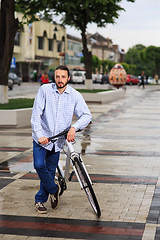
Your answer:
[55,65,70,78]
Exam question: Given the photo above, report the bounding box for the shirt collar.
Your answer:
[52,83,70,94]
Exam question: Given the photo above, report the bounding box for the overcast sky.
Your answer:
[66,0,160,52]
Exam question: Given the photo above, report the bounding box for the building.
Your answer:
[13,12,67,82]
[12,13,125,81]
[66,34,84,70]
[87,32,124,64]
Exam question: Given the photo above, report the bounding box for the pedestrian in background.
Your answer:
[154,74,159,84]
[41,72,49,85]
[139,71,145,89]
[33,71,38,82]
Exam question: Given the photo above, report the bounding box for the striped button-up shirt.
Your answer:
[31,83,92,151]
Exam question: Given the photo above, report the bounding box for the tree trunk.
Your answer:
[0,0,18,103]
[81,29,93,90]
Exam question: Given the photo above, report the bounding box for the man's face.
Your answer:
[54,69,70,89]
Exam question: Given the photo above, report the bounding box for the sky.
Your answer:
[65,0,160,52]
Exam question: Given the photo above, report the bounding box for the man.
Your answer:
[40,72,49,85]
[31,65,92,214]
[139,71,145,89]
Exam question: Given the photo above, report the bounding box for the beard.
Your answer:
[55,81,68,89]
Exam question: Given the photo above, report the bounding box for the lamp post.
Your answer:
[62,36,65,65]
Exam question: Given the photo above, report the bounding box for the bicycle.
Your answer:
[48,127,101,217]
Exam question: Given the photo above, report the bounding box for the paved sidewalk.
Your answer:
[0,86,160,239]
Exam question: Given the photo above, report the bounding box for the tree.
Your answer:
[124,44,160,76]
[101,59,115,74]
[16,0,135,89]
[121,62,130,73]
[144,46,160,76]
[92,55,101,74]
[124,44,148,75]
[0,0,18,103]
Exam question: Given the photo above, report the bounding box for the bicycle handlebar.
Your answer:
[48,127,70,142]
[48,122,92,143]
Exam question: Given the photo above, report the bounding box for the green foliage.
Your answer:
[101,59,115,73]
[144,46,160,75]
[15,0,135,32]
[92,55,101,73]
[0,98,34,109]
[124,44,160,76]
[121,62,130,73]
[120,62,136,75]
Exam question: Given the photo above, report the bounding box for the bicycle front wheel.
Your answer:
[74,157,101,217]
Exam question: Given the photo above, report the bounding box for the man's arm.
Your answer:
[31,87,45,140]
[72,92,92,132]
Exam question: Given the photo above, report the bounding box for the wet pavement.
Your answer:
[1,85,160,239]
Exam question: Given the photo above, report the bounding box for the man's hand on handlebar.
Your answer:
[38,137,49,145]
[67,127,75,142]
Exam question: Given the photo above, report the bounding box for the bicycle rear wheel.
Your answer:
[74,157,101,217]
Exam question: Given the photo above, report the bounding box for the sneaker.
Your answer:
[50,185,60,209]
[35,202,47,214]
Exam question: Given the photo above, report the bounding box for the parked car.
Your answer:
[71,71,86,84]
[92,73,102,84]
[101,74,109,84]
[126,75,140,85]
[8,72,22,85]
[8,79,14,90]
[147,76,155,84]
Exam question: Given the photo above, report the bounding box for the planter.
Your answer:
[81,88,125,104]
[0,108,32,128]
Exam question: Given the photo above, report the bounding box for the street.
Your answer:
[0,84,160,239]
[8,82,113,99]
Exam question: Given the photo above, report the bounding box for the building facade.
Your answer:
[87,32,124,64]
[13,12,67,81]
[66,34,84,70]
[12,13,125,81]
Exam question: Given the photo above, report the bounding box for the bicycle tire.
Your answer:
[74,157,101,217]
[57,166,67,196]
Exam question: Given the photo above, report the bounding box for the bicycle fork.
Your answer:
[65,140,93,189]
[70,152,93,189]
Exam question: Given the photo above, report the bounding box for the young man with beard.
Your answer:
[31,65,92,213]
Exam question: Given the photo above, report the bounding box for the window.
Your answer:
[48,39,53,51]
[57,41,62,52]
[38,37,44,49]
[14,31,20,46]
[67,40,82,52]
[68,56,81,65]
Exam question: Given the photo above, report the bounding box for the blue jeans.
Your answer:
[33,141,60,203]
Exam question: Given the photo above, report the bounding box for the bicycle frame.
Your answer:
[59,139,93,189]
